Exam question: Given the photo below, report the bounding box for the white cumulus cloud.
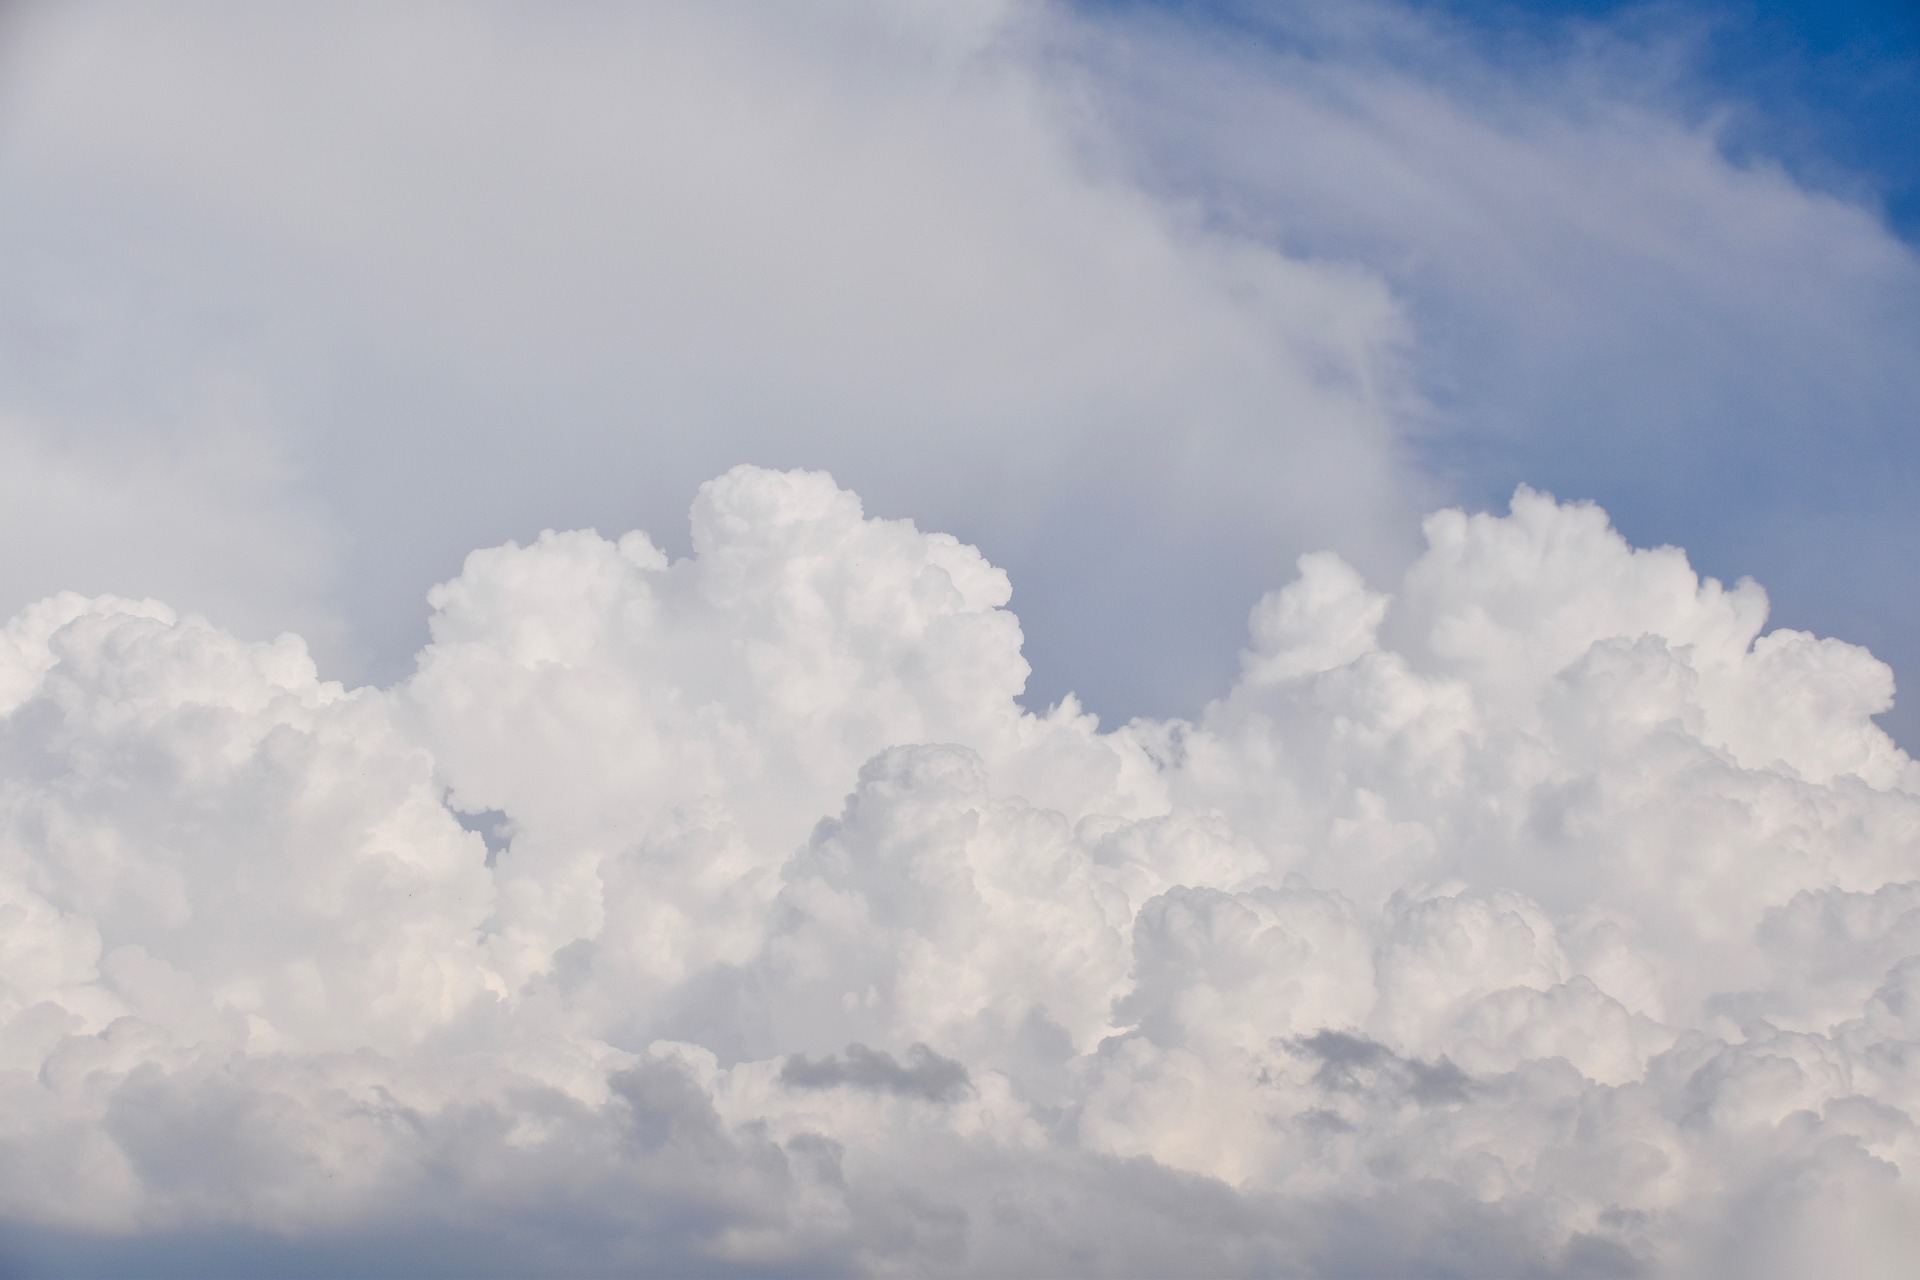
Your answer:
[2,466,1916,1277]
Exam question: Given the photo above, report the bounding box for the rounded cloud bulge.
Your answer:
[3,465,1918,1278]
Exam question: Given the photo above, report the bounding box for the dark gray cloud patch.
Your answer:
[780,1043,972,1103]
[452,805,513,866]
[1294,1030,1474,1105]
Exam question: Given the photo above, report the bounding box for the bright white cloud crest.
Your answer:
[3,466,1916,1276]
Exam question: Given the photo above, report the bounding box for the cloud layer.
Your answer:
[16,1,1913,740]
[3,467,1915,1277]
[0,0,1420,719]
[1074,1,1920,738]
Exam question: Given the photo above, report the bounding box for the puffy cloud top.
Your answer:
[2,466,1916,1276]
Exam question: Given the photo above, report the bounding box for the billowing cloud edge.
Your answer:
[2,466,1917,1278]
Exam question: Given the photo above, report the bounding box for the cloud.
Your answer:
[0,411,336,657]
[3,0,1914,745]
[780,1043,972,1102]
[0,0,1421,717]
[1067,0,1920,738]
[3,2,1919,1273]
[3,465,1917,1276]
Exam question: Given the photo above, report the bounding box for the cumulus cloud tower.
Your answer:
[2,466,1917,1277]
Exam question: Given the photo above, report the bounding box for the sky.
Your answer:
[1,1,1918,1276]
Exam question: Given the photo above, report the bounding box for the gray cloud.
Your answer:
[1293,1030,1474,1106]
[780,1043,973,1103]
[0,0,1423,723]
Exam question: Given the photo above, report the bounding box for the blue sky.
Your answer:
[1128,0,1920,233]
[1441,0,1920,236]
